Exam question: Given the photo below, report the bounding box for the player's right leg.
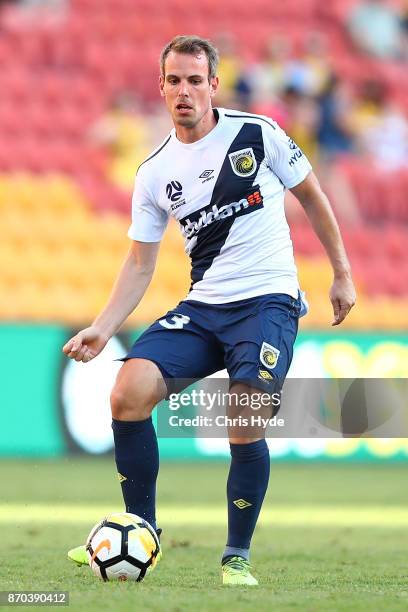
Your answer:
[68,358,167,567]
[110,358,168,530]
[68,301,223,568]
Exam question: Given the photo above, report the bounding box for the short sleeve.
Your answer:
[263,121,312,189]
[128,174,169,242]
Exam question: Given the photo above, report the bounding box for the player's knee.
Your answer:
[110,359,166,421]
[110,385,155,421]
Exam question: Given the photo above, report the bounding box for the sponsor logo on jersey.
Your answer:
[260,342,280,369]
[180,187,264,239]
[117,472,127,482]
[287,137,304,166]
[289,150,303,167]
[228,147,257,177]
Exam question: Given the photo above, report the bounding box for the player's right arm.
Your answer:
[64,161,169,363]
[63,240,160,362]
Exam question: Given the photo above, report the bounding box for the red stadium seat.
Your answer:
[40,73,66,105]
[383,227,407,261]
[0,102,26,136]
[0,68,30,103]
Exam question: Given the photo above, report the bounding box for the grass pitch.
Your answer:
[1,460,408,611]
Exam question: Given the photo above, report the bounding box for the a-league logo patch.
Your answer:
[260,342,280,370]
[228,147,257,177]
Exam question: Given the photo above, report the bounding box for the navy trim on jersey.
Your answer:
[225,113,276,130]
[136,135,172,173]
[185,122,265,288]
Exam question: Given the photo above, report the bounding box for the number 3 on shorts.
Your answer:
[158,314,191,329]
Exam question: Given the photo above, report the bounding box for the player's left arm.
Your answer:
[290,171,356,326]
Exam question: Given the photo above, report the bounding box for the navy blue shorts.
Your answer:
[125,293,302,397]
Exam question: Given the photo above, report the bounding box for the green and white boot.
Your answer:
[222,556,258,586]
[67,545,88,567]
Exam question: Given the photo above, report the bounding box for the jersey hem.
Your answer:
[185,284,299,304]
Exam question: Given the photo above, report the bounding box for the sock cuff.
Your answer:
[229,438,269,461]
[222,547,250,563]
[112,417,153,434]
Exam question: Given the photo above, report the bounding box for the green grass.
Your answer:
[1,460,408,611]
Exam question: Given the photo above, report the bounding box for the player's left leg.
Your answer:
[221,385,270,586]
[218,292,302,585]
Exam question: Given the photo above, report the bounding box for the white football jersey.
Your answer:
[128,108,312,303]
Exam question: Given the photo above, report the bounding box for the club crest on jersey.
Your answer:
[228,148,257,177]
[260,342,280,370]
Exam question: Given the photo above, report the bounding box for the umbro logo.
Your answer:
[199,169,215,183]
[199,169,213,179]
[233,499,252,509]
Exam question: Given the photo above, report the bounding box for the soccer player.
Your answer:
[64,35,356,586]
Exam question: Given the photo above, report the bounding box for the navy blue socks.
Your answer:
[223,439,270,561]
[112,419,269,558]
[112,417,159,531]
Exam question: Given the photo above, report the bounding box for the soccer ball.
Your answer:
[86,512,161,582]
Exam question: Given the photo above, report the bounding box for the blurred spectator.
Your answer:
[350,80,388,136]
[358,104,408,170]
[89,93,151,190]
[213,32,253,110]
[0,0,67,27]
[315,76,362,226]
[213,33,241,107]
[317,74,354,158]
[281,86,319,162]
[347,0,404,60]
[234,74,252,110]
[400,1,408,61]
[19,0,66,6]
[403,0,408,32]
[249,36,293,104]
[249,32,331,116]
[286,32,331,97]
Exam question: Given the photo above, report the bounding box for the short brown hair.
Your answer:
[160,35,219,80]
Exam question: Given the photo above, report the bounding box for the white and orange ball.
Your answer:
[86,512,160,582]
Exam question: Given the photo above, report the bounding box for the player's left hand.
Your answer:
[330,273,356,326]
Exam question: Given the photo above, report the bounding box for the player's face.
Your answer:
[160,51,218,129]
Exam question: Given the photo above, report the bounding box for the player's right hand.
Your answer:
[62,326,110,363]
